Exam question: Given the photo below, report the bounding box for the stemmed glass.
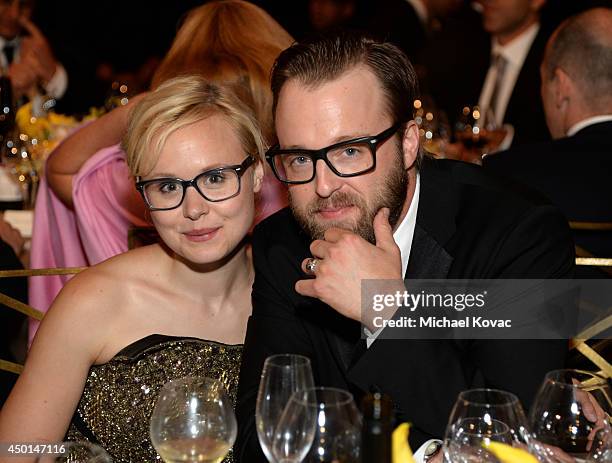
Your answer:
[453,106,507,163]
[150,376,237,463]
[445,416,514,462]
[34,441,112,462]
[528,369,611,462]
[256,354,315,462]
[442,388,533,462]
[274,387,362,463]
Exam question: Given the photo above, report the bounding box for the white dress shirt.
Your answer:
[567,114,612,137]
[361,174,441,462]
[478,23,540,126]
[0,36,68,99]
[365,172,420,348]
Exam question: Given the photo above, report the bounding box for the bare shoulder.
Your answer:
[49,245,164,328]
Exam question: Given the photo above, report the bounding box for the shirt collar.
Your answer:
[567,115,612,137]
[491,22,539,67]
[405,0,428,26]
[393,172,420,278]
[0,36,20,50]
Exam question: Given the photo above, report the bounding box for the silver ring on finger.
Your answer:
[305,257,319,274]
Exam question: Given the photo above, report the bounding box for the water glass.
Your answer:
[443,388,532,462]
[256,354,315,462]
[274,387,362,463]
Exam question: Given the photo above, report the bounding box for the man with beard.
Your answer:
[236,31,574,461]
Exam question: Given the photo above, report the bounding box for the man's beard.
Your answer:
[289,149,408,244]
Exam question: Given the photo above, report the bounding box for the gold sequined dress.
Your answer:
[66,334,242,462]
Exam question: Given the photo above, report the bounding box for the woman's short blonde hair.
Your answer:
[123,75,266,177]
[150,0,294,143]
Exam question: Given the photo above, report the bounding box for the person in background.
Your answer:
[0,0,67,207]
[28,0,293,342]
[484,7,612,258]
[367,0,462,77]
[0,0,67,102]
[235,30,573,462]
[0,75,265,462]
[428,0,551,148]
[307,0,357,32]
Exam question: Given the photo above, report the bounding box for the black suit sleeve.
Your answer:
[235,228,316,463]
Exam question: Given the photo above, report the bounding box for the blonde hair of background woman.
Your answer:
[151,0,294,143]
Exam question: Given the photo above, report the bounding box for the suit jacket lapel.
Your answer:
[325,160,459,374]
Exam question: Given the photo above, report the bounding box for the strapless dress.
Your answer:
[66,334,242,462]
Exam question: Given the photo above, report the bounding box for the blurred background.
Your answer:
[35,0,603,116]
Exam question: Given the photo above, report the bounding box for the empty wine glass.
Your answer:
[445,416,514,462]
[529,369,611,462]
[274,387,362,463]
[150,376,237,463]
[256,354,315,463]
[443,388,533,462]
[34,441,112,462]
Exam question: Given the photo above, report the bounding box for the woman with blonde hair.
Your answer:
[0,75,265,462]
[29,0,293,339]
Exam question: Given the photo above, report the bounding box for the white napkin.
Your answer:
[3,209,33,238]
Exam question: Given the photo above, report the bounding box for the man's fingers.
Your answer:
[309,240,331,259]
[373,208,395,250]
[295,279,317,298]
[323,227,352,243]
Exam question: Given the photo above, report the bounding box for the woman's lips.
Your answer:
[183,227,220,242]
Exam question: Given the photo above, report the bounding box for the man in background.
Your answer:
[484,7,612,258]
[0,0,67,102]
[429,0,551,147]
[0,0,67,206]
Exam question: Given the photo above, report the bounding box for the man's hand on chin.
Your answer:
[295,207,403,324]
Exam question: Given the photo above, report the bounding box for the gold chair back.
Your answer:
[0,267,86,375]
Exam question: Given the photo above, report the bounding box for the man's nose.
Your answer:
[313,159,343,198]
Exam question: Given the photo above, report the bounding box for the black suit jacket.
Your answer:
[484,121,612,257]
[367,0,427,66]
[235,159,574,461]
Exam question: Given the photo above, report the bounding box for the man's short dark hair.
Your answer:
[271,30,419,128]
[545,7,612,108]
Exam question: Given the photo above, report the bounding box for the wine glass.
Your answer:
[529,369,611,462]
[256,354,315,462]
[445,416,514,462]
[274,387,362,463]
[442,388,533,462]
[586,425,612,462]
[34,441,112,462]
[150,376,237,463]
[453,105,507,163]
